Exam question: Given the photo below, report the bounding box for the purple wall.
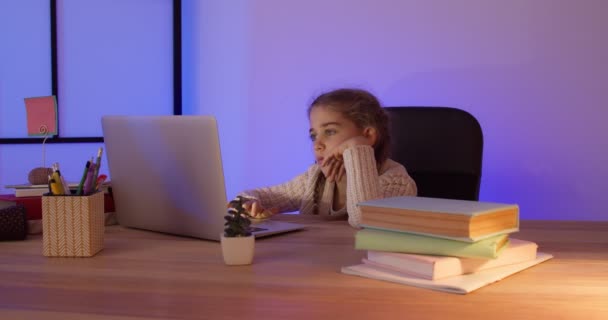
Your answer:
[183,0,608,220]
[2,1,605,221]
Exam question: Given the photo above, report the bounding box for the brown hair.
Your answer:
[307,88,391,167]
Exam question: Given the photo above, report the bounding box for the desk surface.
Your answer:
[1,215,607,320]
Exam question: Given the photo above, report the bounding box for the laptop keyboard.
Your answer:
[247,226,268,233]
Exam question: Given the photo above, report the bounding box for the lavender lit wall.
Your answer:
[183,0,608,220]
[2,1,606,221]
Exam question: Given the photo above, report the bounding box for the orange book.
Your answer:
[364,238,538,280]
[358,196,519,242]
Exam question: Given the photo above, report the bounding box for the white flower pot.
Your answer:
[220,234,255,265]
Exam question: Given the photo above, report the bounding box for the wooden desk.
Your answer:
[1,216,607,320]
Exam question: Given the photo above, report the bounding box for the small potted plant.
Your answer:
[221,196,255,265]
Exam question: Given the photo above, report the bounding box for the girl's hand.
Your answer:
[320,135,373,182]
[320,157,344,183]
[242,200,277,219]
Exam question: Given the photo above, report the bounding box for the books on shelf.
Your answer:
[5,182,111,197]
[357,196,519,242]
[355,228,509,259]
[14,187,61,197]
[364,238,538,280]
[6,182,80,188]
[341,252,553,294]
[7,183,72,198]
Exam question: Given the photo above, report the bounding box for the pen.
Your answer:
[76,161,91,196]
[83,159,96,195]
[92,147,103,191]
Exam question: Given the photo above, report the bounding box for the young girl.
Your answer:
[236,88,417,228]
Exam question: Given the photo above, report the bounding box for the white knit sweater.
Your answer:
[240,145,417,228]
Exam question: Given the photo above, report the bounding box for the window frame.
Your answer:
[0,0,182,145]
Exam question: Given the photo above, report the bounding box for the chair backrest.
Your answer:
[384,107,483,201]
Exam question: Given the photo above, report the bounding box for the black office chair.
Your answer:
[384,107,483,201]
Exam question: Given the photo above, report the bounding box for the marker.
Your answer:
[54,163,71,195]
[49,178,62,195]
[76,161,91,196]
[51,163,65,195]
[83,160,96,195]
[96,174,107,191]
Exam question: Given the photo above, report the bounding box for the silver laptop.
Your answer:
[101,115,304,241]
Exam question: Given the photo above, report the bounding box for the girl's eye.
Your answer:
[324,129,336,136]
[309,133,316,141]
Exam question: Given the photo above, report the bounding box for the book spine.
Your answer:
[15,188,49,197]
[365,240,538,280]
[459,240,538,273]
[355,228,507,259]
[366,251,459,280]
[362,258,438,280]
[359,205,472,238]
[361,224,519,243]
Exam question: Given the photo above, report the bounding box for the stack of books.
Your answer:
[5,182,112,198]
[341,196,553,294]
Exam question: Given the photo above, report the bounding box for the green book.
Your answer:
[355,228,509,259]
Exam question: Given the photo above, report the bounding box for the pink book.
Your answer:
[364,238,538,280]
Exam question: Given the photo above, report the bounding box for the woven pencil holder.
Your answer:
[42,192,105,257]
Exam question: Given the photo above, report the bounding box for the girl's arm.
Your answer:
[238,166,315,214]
[342,145,417,228]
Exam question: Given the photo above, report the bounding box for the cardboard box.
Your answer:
[42,192,104,257]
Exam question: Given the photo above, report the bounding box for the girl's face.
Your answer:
[308,105,364,163]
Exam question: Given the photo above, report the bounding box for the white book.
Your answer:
[341,252,553,294]
[14,188,50,197]
[5,182,78,189]
[365,238,538,280]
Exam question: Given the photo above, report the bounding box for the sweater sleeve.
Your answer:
[238,166,314,213]
[342,145,417,228]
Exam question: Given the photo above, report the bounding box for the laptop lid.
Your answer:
[101,115,303,241]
